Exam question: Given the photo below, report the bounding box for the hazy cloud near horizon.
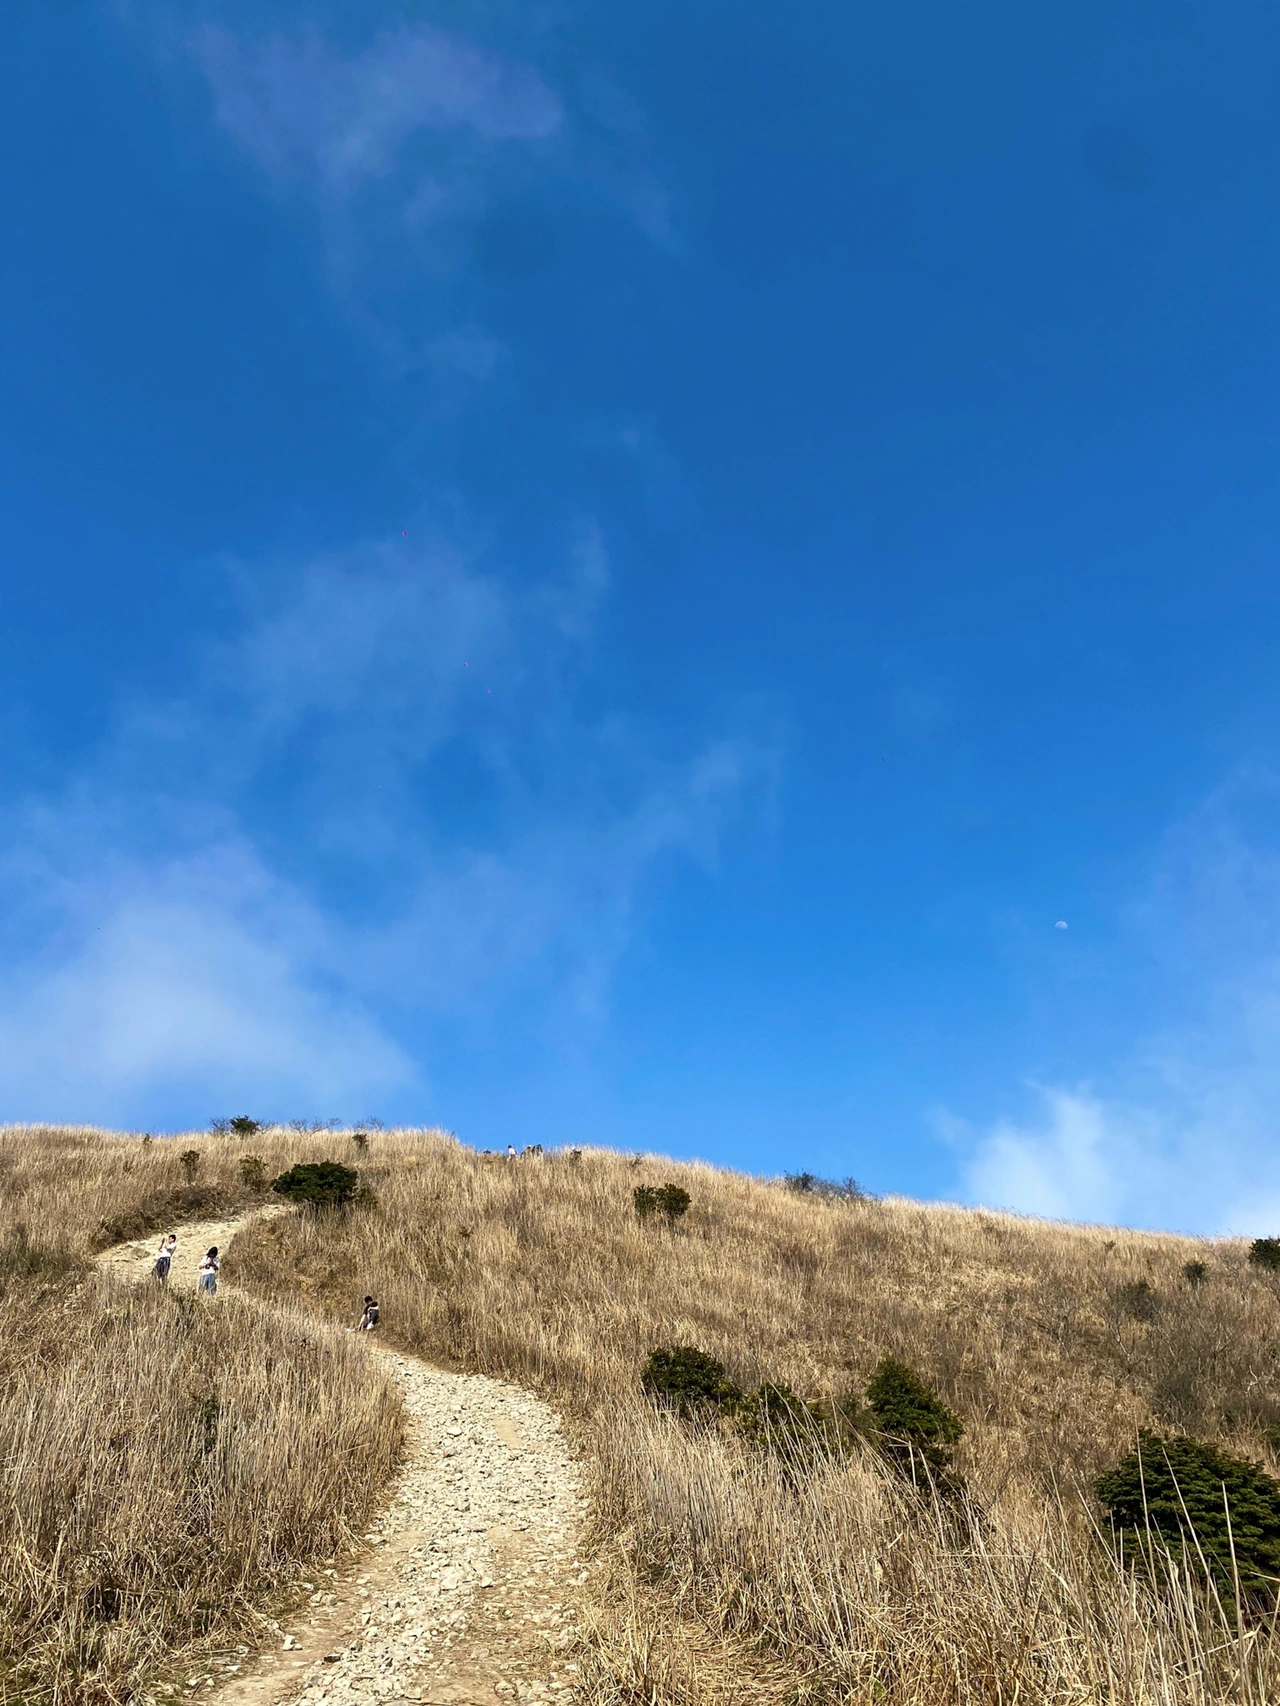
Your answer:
[0,533,769,1128]
[959,772,1280,1235]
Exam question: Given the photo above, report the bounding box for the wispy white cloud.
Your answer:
[957,770,1280,1234]
[0,533,767,1126]
[192,23,562,195]
[0,841,417,1125]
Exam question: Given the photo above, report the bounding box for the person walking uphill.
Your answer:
[153,1232,177,1282]
[197,1246,219,1296]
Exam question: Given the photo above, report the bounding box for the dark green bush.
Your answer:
[1118,1278,1159,1322]
[1250,1239,1280,1272]
[1095,1430,1280,1604]
[864,1356,964,1475]
[229,1116,262,1138]
[178,1148,201,1184]
[270,1160,361,1210]
[351,1131,369,1154]
[634,1183,691,1223]
[1183,1260,1208,1287]
[737,1381,835,1468]
[238,1155,266,1191]
[641,1346,743,1414]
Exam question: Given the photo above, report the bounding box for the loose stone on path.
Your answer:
[100,1212,589,1706]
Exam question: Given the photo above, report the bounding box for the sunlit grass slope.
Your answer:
[11,1122,1280,1703]
[0,1126,402,1706]
[225,1126,1280,1704]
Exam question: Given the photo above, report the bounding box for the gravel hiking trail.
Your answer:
[101,1210,588,1706]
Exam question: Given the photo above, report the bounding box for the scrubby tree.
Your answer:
[864,1357,964,1475]
[634,1183,691,1223]
[1096,1431,1280,1605]
[1118,1278,1159,1321]
[238,1155,267,1191]
[784,1172,872,1202]
[179,1149,201,1184]
[642,1346,742,1414]
[270,1160,360,1210]
[1249,1239,1280,1272]
[229,1116,262,1138]
[1183,1260,1208,1287]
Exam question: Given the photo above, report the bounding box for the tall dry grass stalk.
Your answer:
[0,1128,404,1706]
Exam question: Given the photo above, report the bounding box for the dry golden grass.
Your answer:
[0,1126,403,1706]
[12,1122,1280,1703]
[223,1128,1280,1704]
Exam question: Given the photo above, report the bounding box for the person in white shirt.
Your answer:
[197,1247,219,1296]
[154,1233,177,1282]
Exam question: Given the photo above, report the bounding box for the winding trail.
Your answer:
[101,1213,588,1706]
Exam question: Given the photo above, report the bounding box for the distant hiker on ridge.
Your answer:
[506,1143,517,1158]
[358,1296,379,1331]
[154,1232,176,1282]
[197,1246,219,1296]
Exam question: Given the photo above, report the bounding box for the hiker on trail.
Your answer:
[197,1247,219,1296]
[506,1143,517,1158]
[153,1233,177,1282]
[357,1296,379,1331]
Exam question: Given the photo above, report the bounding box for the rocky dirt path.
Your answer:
[101,1211,588,1706]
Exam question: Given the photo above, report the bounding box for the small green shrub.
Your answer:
[1183,1260,1208,1287]
[864,1357,964,1475]
[634,1183,691,1223]
[641,1346,743,1414]
[270,1161,361,1210]
[351,1131,369,1154]
[1250,1239,1280,1272]
[229,1116,262,1138]
[1118,1278,1159,1322]
[1095,1431,1280,1604]
[238,1155,267,1192]
[178,1149,201,1184]
[737,1381,831,1465]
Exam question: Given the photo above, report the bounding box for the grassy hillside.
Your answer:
[223,1126,1280,1704]
[0,1127,402,1706]
[9,1122,1280,1702]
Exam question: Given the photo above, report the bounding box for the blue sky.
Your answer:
[7,1,1280,1231]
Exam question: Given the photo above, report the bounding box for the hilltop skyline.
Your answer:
[6,2,1280,1232]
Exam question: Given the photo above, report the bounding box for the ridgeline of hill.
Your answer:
[5,1123,1280,1703]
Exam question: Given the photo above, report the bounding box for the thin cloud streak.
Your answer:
[193,23,562,194]
[0,533,769,1127]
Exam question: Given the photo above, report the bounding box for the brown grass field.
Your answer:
[0,1127,402,1706]
[8,1122,1280,1703]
